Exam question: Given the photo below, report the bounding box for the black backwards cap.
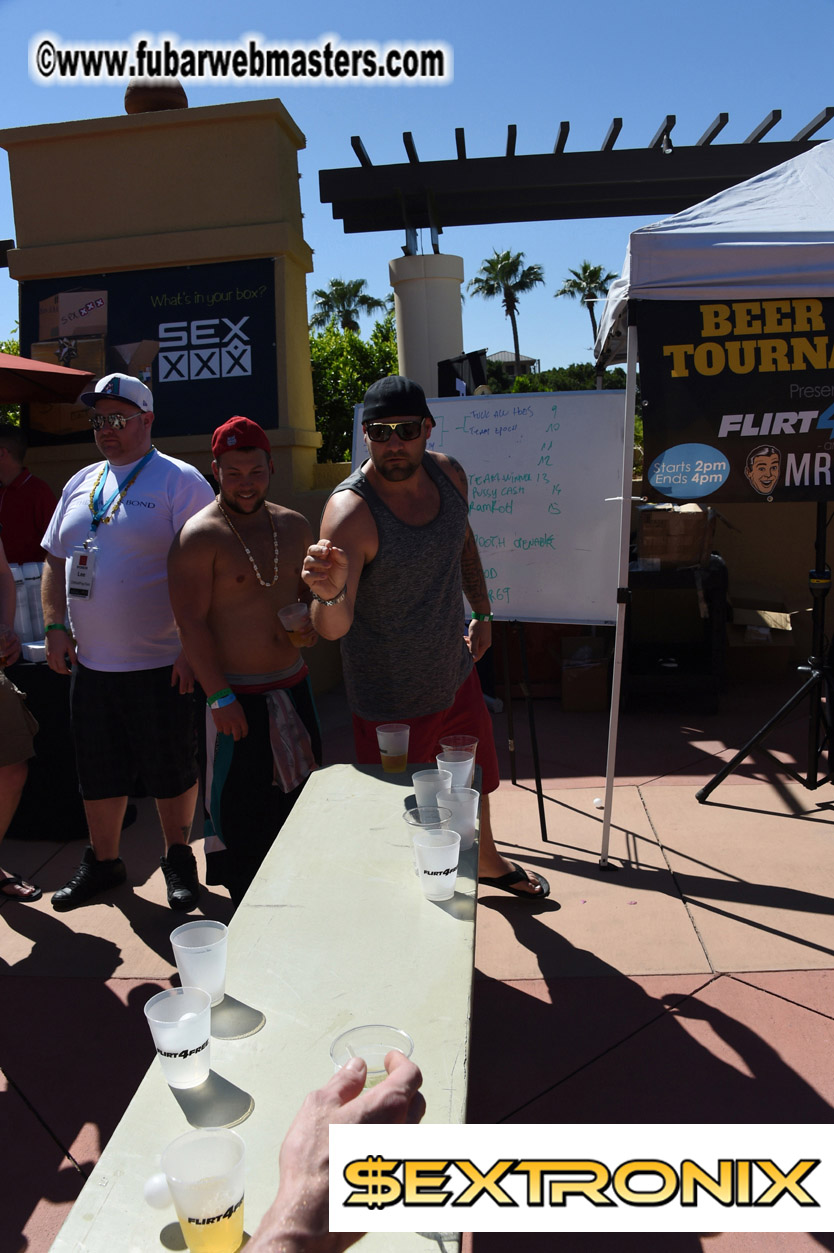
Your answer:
[361,375,435,426]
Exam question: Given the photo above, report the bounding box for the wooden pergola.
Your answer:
[319,108,834,251]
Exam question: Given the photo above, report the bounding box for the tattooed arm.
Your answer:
[434,453,493,662]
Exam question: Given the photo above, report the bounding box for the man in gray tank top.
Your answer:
[303,376,549,901]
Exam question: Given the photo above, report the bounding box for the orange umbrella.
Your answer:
[0,351,94,405]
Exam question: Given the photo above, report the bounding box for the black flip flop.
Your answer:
[0,873,43,903]
[478,861,550,900]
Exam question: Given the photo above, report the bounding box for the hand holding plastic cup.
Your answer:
[144,1127,245,1253]
[412,829,461,901]
[376,723,409,773]
[171,920,228,1007]
[412,768,452,808]
[436,750,476,789]
[277,602,313,648]
[439,787,480,851]
[330,1024,414,1088]
[144,987,211,1089]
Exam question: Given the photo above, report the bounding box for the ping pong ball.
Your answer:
[144,1173,172,1208]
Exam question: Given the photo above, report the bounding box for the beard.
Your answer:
[375,457,421,483]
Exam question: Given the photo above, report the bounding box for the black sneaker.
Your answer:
[160,844,200,911]
[52,846,127,912]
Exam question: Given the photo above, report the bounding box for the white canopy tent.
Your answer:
[596,138,834,368]
[592,140,834,865]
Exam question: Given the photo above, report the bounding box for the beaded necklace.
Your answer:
[87,448,155,531]
[216,499,280,587]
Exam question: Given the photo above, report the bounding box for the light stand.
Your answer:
[696,501,832,802]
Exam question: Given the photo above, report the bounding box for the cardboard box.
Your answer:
[637,503,716,569]
[38,290,108,341]
[561,636,610,712]
[28,338,106,435]
[109,339,158,384]
[727,583,795,678]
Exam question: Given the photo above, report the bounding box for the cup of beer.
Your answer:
[144,987,211,1089]
[277,602,312,648]
[375,723,409,773]
[145,1127,245,1253]
[330,1024,414,1088]
[171,920,228,1007]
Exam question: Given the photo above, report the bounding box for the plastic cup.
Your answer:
[151,1127,246,1253]
[277,602,312,648]
[412,829,461,901]
[412,768,452,808]
[403,806,452,875]
[440,787,480,852]
[171,920,228,1007]
[439,734,479,759]
[376,723,410,773]
[330,1024,414,1088]
[402,805,452,831]
[436,750,476,789]
[144,987,211,1089]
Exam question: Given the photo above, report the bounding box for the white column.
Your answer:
[388,253,464,396]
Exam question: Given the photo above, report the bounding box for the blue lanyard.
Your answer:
[90,448,156,532]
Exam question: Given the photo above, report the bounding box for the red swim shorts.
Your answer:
[352,666,500,793]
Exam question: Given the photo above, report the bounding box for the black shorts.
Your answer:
[70,662,198,800]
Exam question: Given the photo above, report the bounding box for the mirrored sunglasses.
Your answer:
[89,411,142,430]
[364,419,424,443]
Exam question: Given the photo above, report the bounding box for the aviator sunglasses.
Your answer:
[364,419,425,443]
[88,410,142,430]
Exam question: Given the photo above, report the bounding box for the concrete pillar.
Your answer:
[388,254,464,396]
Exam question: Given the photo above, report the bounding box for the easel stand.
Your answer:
[696,500,833,802]
[499,621,548,841]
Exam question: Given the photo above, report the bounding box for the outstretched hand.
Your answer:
[303,539,349,602]
[247,1051,424,1253]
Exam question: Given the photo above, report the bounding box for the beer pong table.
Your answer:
[50,763,478,1252]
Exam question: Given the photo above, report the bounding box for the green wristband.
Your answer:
[207,686,232,706]
[471,611,493,622]
[44,623,69,633]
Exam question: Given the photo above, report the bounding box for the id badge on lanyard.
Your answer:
[68,544,97,598]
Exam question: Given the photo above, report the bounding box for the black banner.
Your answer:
[20,258,277,444]
[637,297,834,503]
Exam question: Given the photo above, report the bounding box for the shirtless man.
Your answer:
[169,416,321,905]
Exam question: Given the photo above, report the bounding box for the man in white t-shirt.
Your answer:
[41,373,215,912]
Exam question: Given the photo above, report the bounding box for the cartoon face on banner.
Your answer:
[20,258,277,444]
[636,298,834,503]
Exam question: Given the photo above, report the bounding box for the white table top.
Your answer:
[51,763,477,1253]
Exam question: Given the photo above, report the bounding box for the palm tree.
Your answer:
[309,278,387,333]
[467,250,544,371]
[554,260,618,342]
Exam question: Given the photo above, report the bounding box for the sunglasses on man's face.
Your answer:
[363,419,425,443]
[89,411,142,431]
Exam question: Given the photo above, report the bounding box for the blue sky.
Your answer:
[1,0,833,370]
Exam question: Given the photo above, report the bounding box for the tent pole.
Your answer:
[599,316,638,869]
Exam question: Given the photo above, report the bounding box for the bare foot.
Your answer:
[0,871,43,902]
[478,856,549,898]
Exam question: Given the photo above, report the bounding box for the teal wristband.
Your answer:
[471,611,493,622]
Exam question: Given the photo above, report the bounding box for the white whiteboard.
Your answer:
[352,391,625,625]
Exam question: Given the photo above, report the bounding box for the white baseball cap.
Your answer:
[80,372,153,412]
